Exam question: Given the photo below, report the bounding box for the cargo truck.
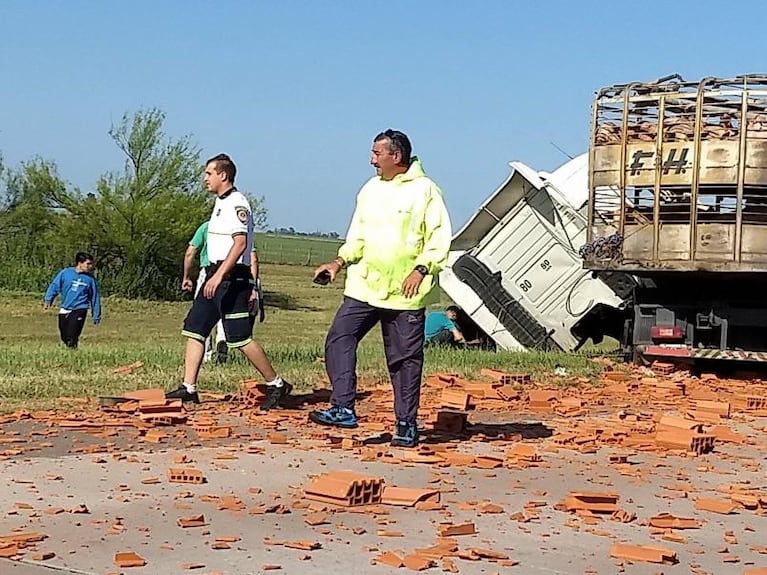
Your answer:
[443,74,767,364]
[586,74,767,362]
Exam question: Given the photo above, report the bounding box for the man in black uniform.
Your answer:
[166,154,291,410]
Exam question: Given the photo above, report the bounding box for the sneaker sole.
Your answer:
[308,411,359,429]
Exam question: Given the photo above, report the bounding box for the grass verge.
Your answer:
[0,263,606,411]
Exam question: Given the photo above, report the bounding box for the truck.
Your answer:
[586,74,767,362]
[439,153,633,353]
[442,74,767,364]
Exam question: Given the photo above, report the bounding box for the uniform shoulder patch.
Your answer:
[235,205,250,223]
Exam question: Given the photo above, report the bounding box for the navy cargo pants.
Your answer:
[325,297,425,424]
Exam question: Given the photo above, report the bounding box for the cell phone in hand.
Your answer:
[313,270,331,285]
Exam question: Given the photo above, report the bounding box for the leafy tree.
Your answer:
[0,158,72,289]
[0,109,270,299]
[49,109,211,298]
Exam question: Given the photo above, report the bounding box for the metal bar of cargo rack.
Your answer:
[652,95,666,264]
[587,99,598,242]
[619,84,638,243]
[735,89,749,263]
[689,78,712,263]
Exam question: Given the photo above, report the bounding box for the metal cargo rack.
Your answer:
[586,74,767,272]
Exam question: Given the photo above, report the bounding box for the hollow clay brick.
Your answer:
[304,471,384,507]
[167,468,205,484]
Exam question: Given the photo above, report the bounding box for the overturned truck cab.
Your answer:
[440,155,632,352]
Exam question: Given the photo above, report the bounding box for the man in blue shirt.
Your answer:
[424,305,465,347]
[43,252,102,348]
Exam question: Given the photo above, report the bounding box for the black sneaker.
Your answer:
[390,421,419,448]
[165,385,200,404]
[215,341,229,364]
[259,381,293,411]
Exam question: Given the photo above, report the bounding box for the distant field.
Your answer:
[255,233,343,266]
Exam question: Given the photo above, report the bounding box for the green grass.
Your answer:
[255,233,343,266]
[0,263,605,411]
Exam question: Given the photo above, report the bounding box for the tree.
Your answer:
[0,109,270,299]
[0,158,73,289]
[51,109,211,299]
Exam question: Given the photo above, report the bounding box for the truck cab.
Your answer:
[440,155,631,352]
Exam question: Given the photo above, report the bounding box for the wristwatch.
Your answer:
[414,265,429,276]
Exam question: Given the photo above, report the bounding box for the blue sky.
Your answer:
[1,1,764,234]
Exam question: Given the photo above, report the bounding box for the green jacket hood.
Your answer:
[389,156,426,183]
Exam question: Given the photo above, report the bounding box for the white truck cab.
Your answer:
[440,154,631,351]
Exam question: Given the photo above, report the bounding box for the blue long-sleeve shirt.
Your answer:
[44,267,102,323]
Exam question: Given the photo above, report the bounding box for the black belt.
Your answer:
[206,262,251,280]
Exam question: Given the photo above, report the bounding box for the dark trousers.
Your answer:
[325,297,425,424]
[58,309,87,348]
[426,329,457,347]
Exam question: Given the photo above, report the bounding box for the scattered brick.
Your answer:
[304,513,329,526]
[111,361,144,375]
[381,486,441,507]
[560,491,619,514]
[693,399,730,418]
[114,551,146,568]
[506,443,540,462]
[440,389,470,411]
[177,514,206,528]
[609,543,677,564]
[655,429,715,455]
[528,390,557,411]
[304,471,384,507]
[167,468,206,484]
[121,388,164,401]
[648,513,702,529]
[268,432,289,445]
[694,498,738,515]
[437,521,476,537]
[372,551,404,568]
[651,361,676,376]
[402,554,435,571]
[434,410,467,434]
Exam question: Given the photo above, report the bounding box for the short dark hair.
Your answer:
[75,252,93,264]
[446,305,461,315]
[206,153,237,184]
[374,129,412,166]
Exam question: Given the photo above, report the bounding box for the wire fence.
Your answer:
[255,234,343,266]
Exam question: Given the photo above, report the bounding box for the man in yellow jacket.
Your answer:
[309,129,452,448]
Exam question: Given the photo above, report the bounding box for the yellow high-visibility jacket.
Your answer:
[337,157,452,310]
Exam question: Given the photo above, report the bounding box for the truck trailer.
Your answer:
[586,74,767,362]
